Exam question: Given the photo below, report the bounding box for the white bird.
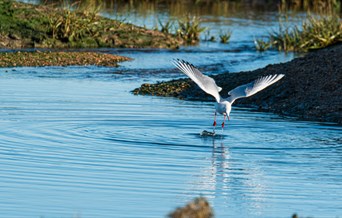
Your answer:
[172,59,284,130]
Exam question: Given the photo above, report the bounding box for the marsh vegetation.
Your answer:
[0,51,130,67]
[155,16,206,44]
[255,14,342,51]
[0,0,183,48]
[219,30,232,44]
[1,0,340,51]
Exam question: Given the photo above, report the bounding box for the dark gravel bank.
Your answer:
[133,43,342,124]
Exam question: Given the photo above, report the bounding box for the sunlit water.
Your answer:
[2,1,342,218]
[1,64,342,218]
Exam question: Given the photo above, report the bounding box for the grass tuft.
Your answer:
[255,14,341,52]
[219,30,232,43]
[158,18,174,34]
[157,15,206,44]
[270,15,342,51]
[176,16,207,44]
[254,38,272,51]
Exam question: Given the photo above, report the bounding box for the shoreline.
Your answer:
[0,51,130,67]
[133,43,342,125]
[0,0,184,49]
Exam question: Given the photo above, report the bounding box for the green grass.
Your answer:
[255,14,341,52]
[157,16,206,44]
[271,15,341,51]
[158,18,174,34]
[219,30,232,43]
[0,0,184,48]
[176,16,207,44]
[254,38,272,51]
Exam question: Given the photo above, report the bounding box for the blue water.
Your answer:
[1,61,341,218]
[1,2,342,217]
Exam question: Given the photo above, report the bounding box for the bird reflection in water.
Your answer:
[189,136,267,216]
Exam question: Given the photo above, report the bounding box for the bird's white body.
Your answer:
[215,100,231,116]
[172,59,285,129]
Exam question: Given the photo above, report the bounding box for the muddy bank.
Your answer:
[0,0,183,49]
[133,43,342,124]
[0,51,130,67]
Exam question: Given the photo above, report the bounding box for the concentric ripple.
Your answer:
[1,65,342,218]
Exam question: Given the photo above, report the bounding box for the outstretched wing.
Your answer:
[227,74,284,104]
[172,59,222,102]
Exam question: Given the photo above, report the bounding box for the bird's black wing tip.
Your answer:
[173,59,196,68]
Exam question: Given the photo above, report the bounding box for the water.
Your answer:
[1,63,342,218]
[1,1,342,218]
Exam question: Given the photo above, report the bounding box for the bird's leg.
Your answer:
[212,112,217,133]
[221,114,226,133]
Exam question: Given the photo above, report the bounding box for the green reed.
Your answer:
[158,18,174,34]
[270,15,341,51]
[254,38,272,51]
[176,16,207,44]
[255,14,341,52]
[219,30,232,43]
[46,0,103,43]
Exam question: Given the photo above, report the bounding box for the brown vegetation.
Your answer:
[169,197,213,218]
[0,0,184,49]
[0,51,130,67]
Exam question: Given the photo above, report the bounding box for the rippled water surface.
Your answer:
[2,2,342,217]
[1,63,342,218]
